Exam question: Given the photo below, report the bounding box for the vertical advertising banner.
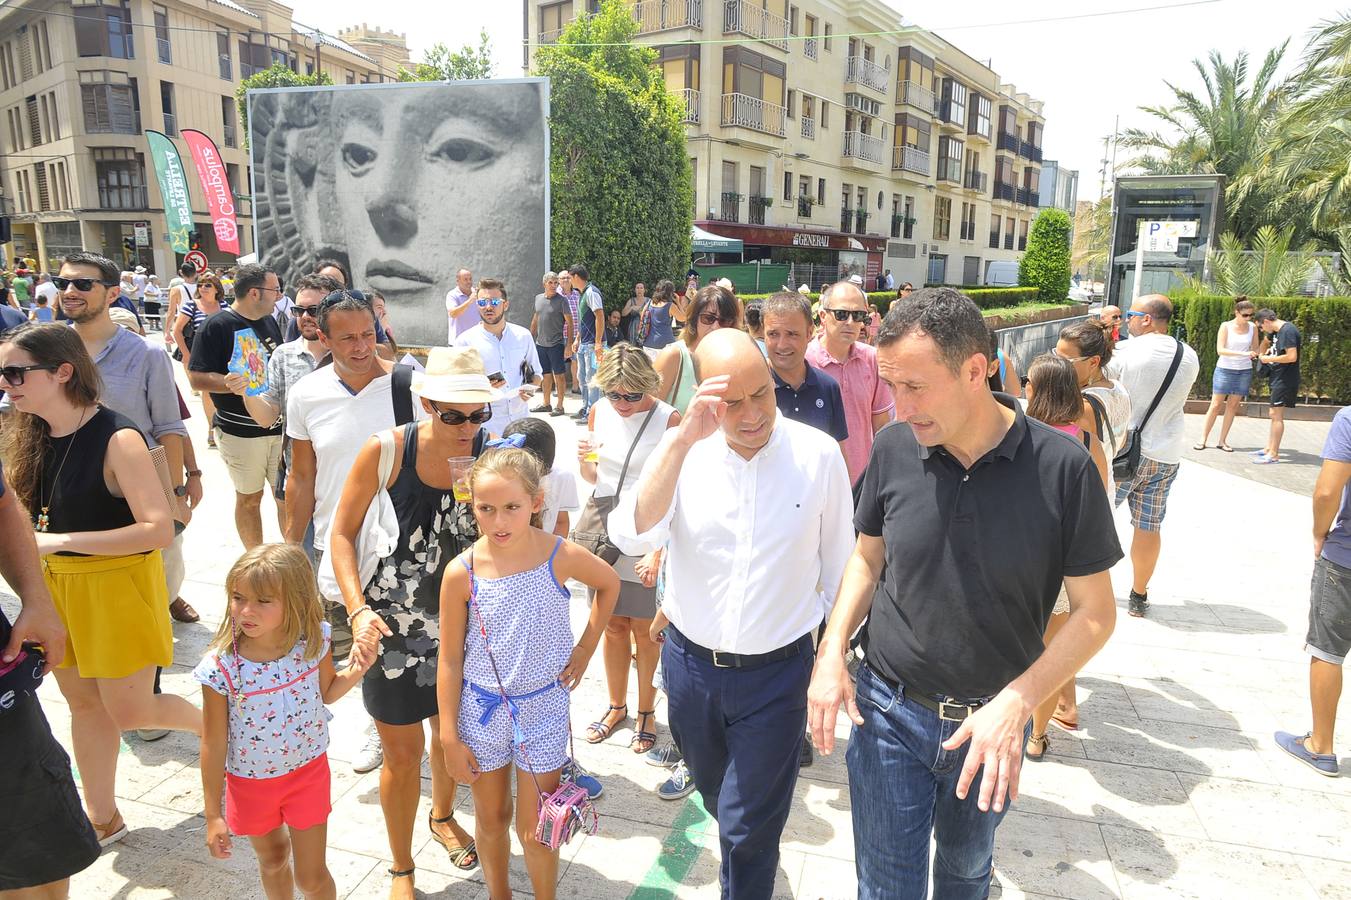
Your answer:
[181,129,240,255]
[145,130,193,254]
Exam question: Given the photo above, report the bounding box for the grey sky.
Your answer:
[297,0,1334,203]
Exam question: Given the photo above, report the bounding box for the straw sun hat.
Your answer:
[412,347,503,404]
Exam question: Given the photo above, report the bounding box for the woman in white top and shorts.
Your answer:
[1195,296,1259,452]
[576,344,680,754]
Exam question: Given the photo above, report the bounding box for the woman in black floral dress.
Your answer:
[330,347,498,896]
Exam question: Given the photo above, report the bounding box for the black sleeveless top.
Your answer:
[36,406,144,537]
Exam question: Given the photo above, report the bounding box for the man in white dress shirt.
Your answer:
[453,277,542,436]
[610,328,854,900]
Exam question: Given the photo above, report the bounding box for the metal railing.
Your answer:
[797,196,813,218]
[719,192,741,222]
[803,37,817,60]
[720,92,786,137]
[997,131,1019,152]
[634,0,702,34]
[840,208,854,232]
[1004,233,1015,250]
[223,123,236,148]
[854,209,869,234]
[1016,186,1034,206]
[899,81,936,114]
[680,88,700,124]
[965,170,988,192]
[993,181,1016,201]
[800,115,815,139]
[539,26,567,44]
[1024,143,1043,163]
[891,145,930,176]
[843,130,885,165]
[989,231,1001,249]
[845,55,888,93]
[722,0,789,51]
[749,196,771,225]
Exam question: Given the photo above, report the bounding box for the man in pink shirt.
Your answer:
[806,281,895,484]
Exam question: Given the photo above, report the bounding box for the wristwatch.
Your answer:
[186,469,203,478]
[173,485,188,497]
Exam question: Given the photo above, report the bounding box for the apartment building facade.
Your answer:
[528,0,1047,289]
[0,0,409,277]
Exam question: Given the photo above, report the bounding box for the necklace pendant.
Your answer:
[37,509,49,533]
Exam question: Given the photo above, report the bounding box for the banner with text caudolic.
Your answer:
[182,129,240,255]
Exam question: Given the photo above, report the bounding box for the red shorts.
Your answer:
[225,753,331,836]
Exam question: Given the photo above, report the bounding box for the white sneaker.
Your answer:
[353,724,383,773]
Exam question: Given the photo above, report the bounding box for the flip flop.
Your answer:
[1049,712,1080,732]
[1192,442,1208,451]
[1217,443,1235,452]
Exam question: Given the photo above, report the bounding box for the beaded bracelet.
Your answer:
[346,604,372,625]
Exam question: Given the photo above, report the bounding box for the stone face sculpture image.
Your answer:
[249,79,550,344]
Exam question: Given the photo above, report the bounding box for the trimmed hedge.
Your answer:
[738,286,1038,314]
[1174,294,1351,404]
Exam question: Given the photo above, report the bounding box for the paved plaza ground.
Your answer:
[4,373,1345,899]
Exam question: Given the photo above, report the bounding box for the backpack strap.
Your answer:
[391,363,415,426]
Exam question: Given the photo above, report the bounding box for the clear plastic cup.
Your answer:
[449,456,474,503]
[584,432,600,464]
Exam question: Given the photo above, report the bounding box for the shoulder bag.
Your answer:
[1113,339,1184,483]
[571,405,659,565]
[317,429,400,601]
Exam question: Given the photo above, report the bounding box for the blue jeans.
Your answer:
[847,664,1016,900]
[661,628,813,900]
[578,342,599,412]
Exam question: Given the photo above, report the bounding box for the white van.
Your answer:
[984,260,1019,287]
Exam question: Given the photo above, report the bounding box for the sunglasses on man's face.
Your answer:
[293,305,320,318]
[0,364,58,386]
[53,277,118,292]
[477,297,505,308]
[605,390,644,403]
[822,308,870,323]
[698,312,736,327]
[429,403,492,426]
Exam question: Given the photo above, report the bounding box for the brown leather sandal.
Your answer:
[91,809,128,847]
[169,597,200,623]
[429,813,477,871]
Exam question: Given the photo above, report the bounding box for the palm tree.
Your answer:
[1189,226,1319,296]
[1244,15,1351,235]
[1118,45,1291,241]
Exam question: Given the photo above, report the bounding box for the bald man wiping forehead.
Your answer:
[610,327,854,899]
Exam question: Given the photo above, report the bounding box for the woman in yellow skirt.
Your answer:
[0,323,201,847]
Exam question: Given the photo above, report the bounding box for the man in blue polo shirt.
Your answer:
[763,292,848,454]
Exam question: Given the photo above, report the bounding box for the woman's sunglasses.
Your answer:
[698,312,736,327]
[605,390,645,403]
[428,403,492,426]
[0,364,58,386]
[822,308,870,323]
[52,277,118,292]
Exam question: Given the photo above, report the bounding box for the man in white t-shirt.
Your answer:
[131,266,148,301]
[33,273,59,308]
[1107,294,1199,618]
[454,277,541,436]
[445,267,478,342]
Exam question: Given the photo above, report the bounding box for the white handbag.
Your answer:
[316,429,400,602]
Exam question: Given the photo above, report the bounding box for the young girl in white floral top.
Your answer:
[196,544,375,898]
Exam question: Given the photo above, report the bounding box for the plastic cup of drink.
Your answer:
[584,432,600,464]
[448,456,474,504]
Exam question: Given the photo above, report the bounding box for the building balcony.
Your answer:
[800,115,815,139]
[680,88,700,124]
[898,81,935,115]
[797,196,813,218]
[720,92,786,137]
[993,181,1016,202]
[996,131,1019,152]
[749,195,772,225]
[723,0,789,51]
[937,102,965,130]
[967,123,991,143]
[540,26,567,44]
[845,55,889,94]
[1016,186,1034,206]
[989,232,1000,249]
[854,209,870,234]
[843,130,886,166]
[1004,233,1014,250]
[223,123,236,148]
[1020,141,1043,163]
[892,145,930,177]
[964,170,987,192]
[840,208,853,232]
[803,36,818,60]
[937,158,962,183]
[634,0,702,34]
[720,191,742,223]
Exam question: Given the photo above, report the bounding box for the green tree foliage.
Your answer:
[397,31,495,82]
[533,0,692,308]
[1073,196,1113,282]
[1018,209,1072,302]
[236,64,332,151]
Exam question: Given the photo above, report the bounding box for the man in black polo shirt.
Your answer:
[188,263,285,549]
[763,292,848,454]
[808,288,1121,900]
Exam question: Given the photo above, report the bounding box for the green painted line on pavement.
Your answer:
[629,797,714,899]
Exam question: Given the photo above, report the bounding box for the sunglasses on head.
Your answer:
[605,390,644,403]
[53,276,118,292]
[0,364,58,386]
[822,308,870,323]
[476,297,505,308]
[428,403,492,426]
[698,312,736,327]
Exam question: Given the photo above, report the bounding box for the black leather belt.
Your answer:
[866,663,991,722]
[668,626,810,670]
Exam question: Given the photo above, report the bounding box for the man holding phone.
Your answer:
[454,277,542,436]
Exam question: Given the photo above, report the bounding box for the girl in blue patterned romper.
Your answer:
[197,544,375,899]
[437,447,619,900]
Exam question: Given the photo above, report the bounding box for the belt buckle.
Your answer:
[711,650,734,668]
[938,700,969,722]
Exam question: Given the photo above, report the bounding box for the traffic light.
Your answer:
[188,230,202,251]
